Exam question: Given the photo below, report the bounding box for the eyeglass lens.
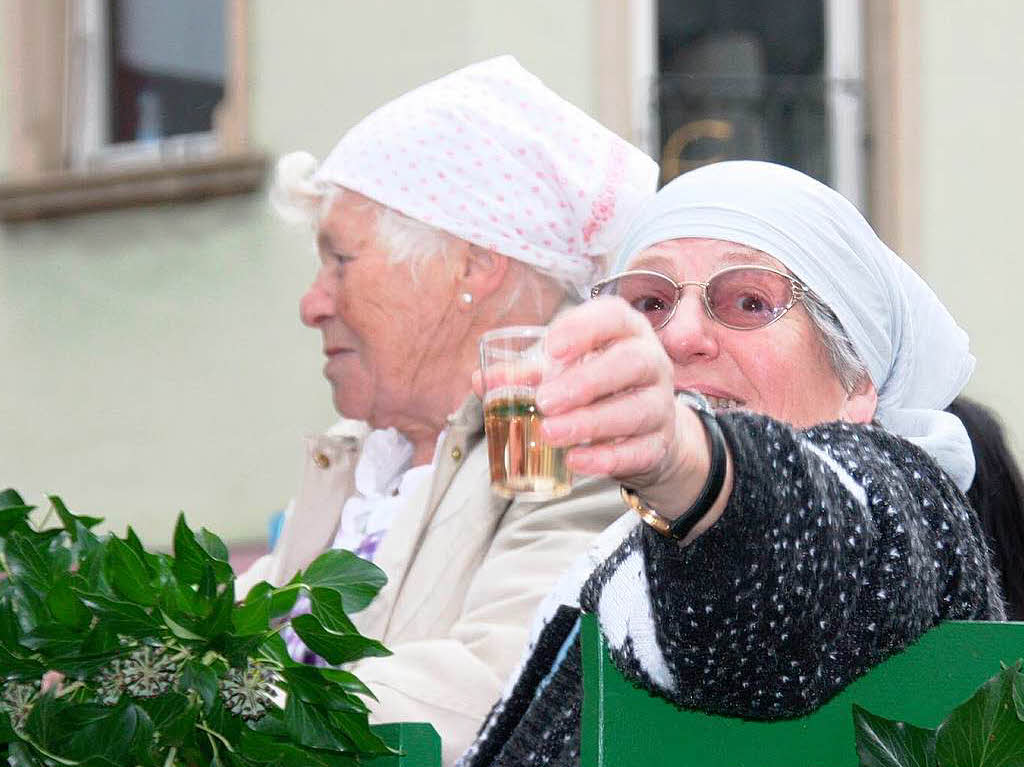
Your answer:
[596,269,794,329]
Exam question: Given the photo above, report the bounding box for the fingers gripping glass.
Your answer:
[590,266,808,331]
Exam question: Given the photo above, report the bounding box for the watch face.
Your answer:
[675,389,712,414]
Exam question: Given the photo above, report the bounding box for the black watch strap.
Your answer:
[667,407,727,539]
[621,397,728,541]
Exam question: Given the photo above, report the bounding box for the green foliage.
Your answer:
[854,661,1024,767]
[0,490,395,767]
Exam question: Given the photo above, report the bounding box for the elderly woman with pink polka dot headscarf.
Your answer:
[236,56,657,765]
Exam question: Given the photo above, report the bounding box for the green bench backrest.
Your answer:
[366,722,441,766]
[580,613,1024,767]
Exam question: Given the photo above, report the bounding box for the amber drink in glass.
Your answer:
[479,326,571,500]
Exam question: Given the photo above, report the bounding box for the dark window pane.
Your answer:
[656,0,826,186]
[108,0,225,144]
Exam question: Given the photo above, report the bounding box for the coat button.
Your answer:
[313,451,331,469]
[450,446,463,461]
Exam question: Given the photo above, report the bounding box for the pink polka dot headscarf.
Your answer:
[312,55,658,291]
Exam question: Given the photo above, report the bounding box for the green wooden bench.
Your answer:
[366,722,441,766]
[580,613,1024,767]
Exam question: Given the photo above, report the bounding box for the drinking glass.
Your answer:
[479,326,571,500]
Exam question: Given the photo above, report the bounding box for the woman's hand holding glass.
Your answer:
[534,296,727,524]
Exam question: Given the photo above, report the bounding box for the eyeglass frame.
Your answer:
[590,264,809,331]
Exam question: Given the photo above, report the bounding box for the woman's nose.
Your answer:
[299,270,335,328]
[658,292,720,363]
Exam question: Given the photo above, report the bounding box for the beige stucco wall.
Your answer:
[0,5,8,173]
[0,1,597,546]
[916,1,1024,452]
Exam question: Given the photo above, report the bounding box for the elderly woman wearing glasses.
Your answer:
[458,161,1004,767]
[236,57,656,765]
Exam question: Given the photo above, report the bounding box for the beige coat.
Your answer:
[237,396,624,765]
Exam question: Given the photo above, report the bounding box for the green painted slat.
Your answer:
[366,722,441,767]
[580,613,1024,767]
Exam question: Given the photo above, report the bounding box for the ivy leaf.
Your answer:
[853,704,937,767]
[283,695,354,752]
[0,712,15,743]
[0,643,46,677]
[1013,663,1024,723]
[309,587,357,635]
[205,581,236,639]
[3,531,54,594]
[23,689,71,754]
[233,585,272,635]
[270,575,301,619]
[198,527,231,564]
[48,648,124,679]
[178,659,219,713]
[0,488,26,508]
[136,693,196,747]
[80,622,119,655]
[279,666,369,713]
[72,589,161,635]
[49,495,103,539]
[301,550,386,613]
[320,668,378,701]
[172,514,232,585]
[935,663,1024,767]
[219,632,269,668]
[59,700,155,764]
[291,614,391,666]
[20,623,83,657]
[258,631,301,669]
[106,536,157,606]
[328,710,396,756]
[0,597,22,648]
[44,576,92,630]
[239,728,359,766]
[0,504,34,536]
[161,610,207,642]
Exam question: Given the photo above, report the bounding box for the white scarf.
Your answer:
[308,55,658,293]
[613,161,976,490]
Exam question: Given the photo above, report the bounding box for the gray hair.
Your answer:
[271,152,454,277]
[270,151,566,316]
[802,290,870,393]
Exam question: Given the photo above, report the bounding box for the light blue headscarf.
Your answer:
[613,161,975,490]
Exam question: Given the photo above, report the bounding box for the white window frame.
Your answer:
[825,0,867,211]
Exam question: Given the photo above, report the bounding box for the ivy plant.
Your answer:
[0,488,395,767]
[853,659,1024,767]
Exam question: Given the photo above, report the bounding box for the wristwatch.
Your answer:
[621,390,728,540]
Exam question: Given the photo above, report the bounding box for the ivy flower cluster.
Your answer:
[1,681,40,732]
[218,662,280,721]
[94,643,180,704]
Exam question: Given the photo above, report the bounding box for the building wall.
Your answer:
[7,0,1020,548]
[917,0,1024,451]
[0,1,597,546]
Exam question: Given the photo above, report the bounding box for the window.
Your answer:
[0,0,264,222]
[654,0,866,209]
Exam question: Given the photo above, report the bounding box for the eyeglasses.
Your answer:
[590,266,808,331]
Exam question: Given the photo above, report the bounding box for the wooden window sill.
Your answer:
[0,152,268,223]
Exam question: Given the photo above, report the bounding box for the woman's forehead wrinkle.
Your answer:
[629,246,782,277]
[628,254,679,275]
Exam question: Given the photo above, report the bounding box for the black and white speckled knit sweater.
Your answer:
[457,412,1005,767]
